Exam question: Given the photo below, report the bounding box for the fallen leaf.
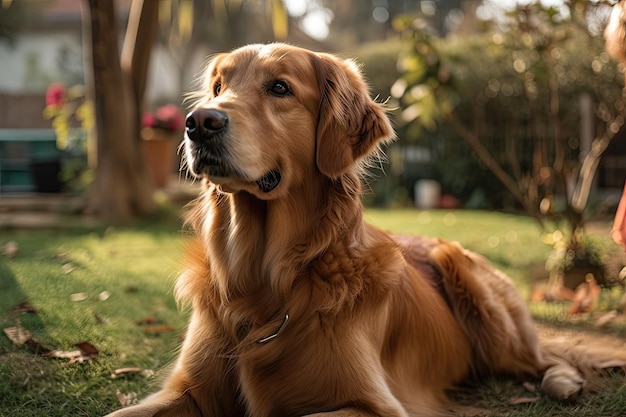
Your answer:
[98,290,111,301]
[3,323,50,353]
[135,317,162,326]
[2,241,19,258]
[45,349,82,360]
[3,325,31,346]
[111,367,143,379]
[46,342,99,364]
[509,397,539,405]
[61,263,75,274]
[75,341,99,359]
[124,285,139,293]
[8,301,38,320]
[74,342,100,355]
[12,301,37,314]
[55,252,70,262]
[70,292,88,302]
[116,390,138,407]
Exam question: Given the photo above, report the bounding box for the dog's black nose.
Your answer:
[185,109,228,142]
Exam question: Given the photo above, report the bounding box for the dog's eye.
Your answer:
[213,82,222,96]
[269,80,290,97]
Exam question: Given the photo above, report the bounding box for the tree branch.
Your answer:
[445,111,543,224]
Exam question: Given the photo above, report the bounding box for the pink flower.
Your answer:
[46,83,66,108]
[141,112,156,128]
[155,104,185,131]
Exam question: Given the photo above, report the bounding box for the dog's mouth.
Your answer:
[256,170,281,193]
[186,140,281,193]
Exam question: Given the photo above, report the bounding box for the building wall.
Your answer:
[0,31,81,93]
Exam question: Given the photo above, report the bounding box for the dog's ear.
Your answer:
[313,54,394,179]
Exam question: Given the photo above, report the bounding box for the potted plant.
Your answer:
[141,104,185,188]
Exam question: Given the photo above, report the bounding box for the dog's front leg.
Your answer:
[105,358,241,417]
[104,389,201,417]
[105,312,242,417]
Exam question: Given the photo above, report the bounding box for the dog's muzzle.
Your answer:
[185,109,281,193]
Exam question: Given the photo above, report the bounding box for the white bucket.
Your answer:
[414,180,441,209]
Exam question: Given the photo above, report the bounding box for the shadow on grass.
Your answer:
[0,257,61,415]
[0,257,50,351]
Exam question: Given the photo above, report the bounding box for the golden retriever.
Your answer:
[106,43,622,417]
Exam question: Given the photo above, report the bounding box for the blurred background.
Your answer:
[0,0,624,232]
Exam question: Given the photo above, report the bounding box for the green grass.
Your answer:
[0,224,188,416]
[0,210,625,416]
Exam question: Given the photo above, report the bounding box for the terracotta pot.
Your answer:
[141,128,178,189]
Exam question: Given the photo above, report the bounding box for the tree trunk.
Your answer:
[83,0,156,221]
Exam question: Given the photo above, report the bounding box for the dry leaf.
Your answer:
[46,349,82,360]
[2,241,19,258]
[75,341,99,359]
[61,263,75,274]
[8,301,37,320]
[116,390,138,407]
[46,341,99,364]
[135,317,162,326]
[11,301,37,315]
[55,252,70,262]
[70,292,88,302]
[113,367,142,375]
[124,285,139,293]
[111,367,143,379]
[3,326,32,346]
[98,291,111,301]
[3,325,50,354]
[509,397,539,405]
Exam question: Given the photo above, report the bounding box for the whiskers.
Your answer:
[177,139,200,185]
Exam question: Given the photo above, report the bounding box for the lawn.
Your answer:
[1,210,625,416]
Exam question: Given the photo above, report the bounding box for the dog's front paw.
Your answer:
[541,362,585,401]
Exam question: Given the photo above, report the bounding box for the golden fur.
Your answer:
[105,43,621,417]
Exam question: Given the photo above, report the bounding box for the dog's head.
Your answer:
[184,43,394,199]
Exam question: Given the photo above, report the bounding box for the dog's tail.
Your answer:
[539,333,626,401]
[427,239,626,402]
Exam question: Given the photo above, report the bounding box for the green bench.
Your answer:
[0,129,60,193]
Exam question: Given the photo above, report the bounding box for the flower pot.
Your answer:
[29,158,63,193]
[141,128,178,189]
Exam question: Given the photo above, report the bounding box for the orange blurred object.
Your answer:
[567,274,601,315]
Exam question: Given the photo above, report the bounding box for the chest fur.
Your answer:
[235,309,387,417]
